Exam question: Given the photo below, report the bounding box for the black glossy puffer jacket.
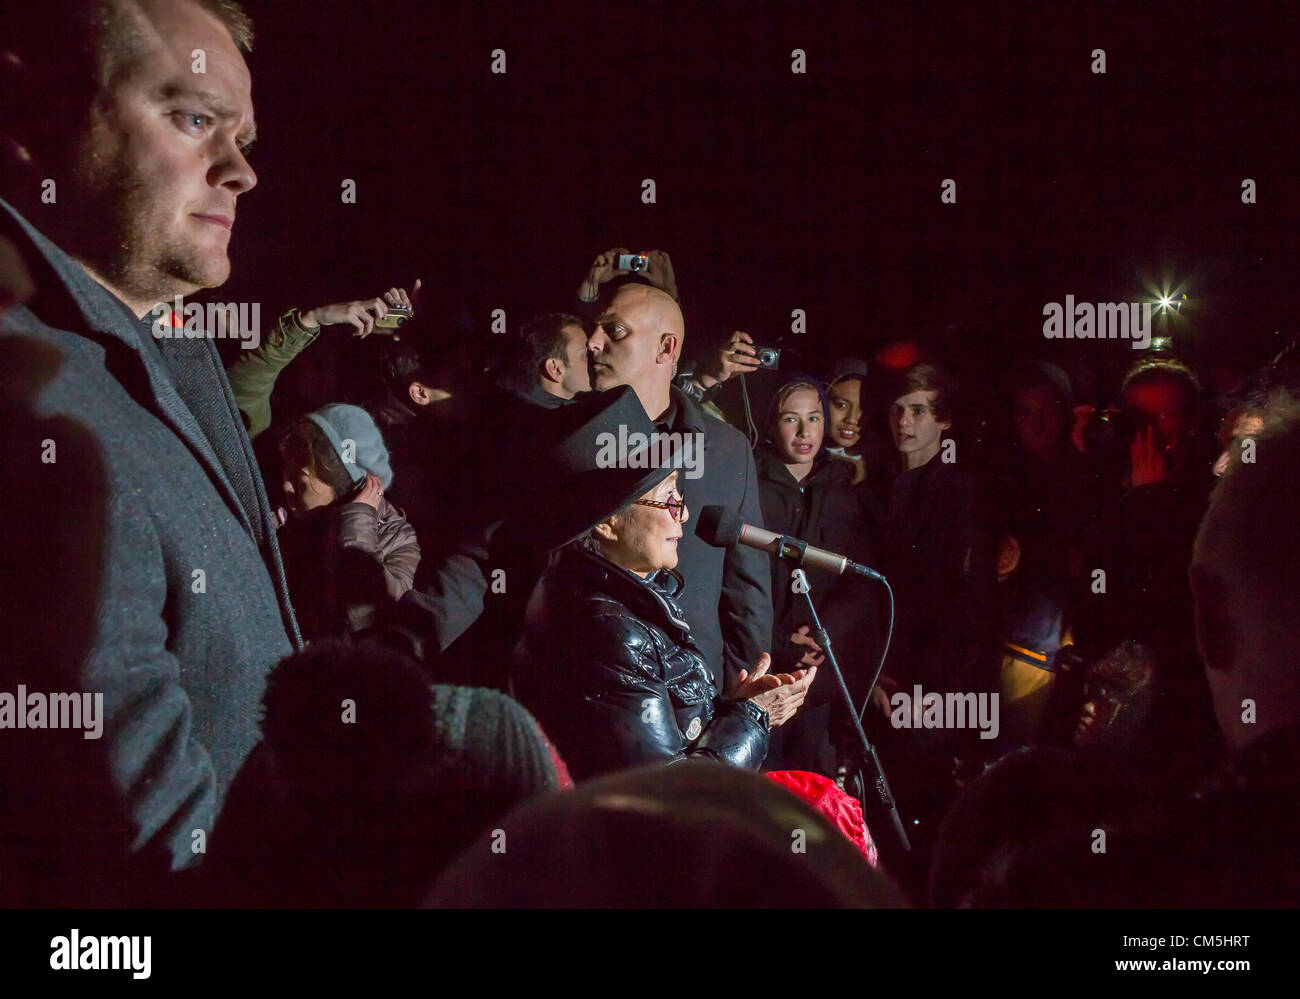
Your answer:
[510,545,769,781]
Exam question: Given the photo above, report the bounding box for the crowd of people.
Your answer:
[3,0,1300,908]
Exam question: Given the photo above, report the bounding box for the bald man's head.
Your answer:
[1191,414,1300,753]
[587,282,685,418]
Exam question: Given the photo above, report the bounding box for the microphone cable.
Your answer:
[854,578,895,726]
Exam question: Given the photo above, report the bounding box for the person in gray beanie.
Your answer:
[275,404,420,643]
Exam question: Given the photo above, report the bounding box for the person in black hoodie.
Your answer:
[869,363,997,881]
[754,377,881,774]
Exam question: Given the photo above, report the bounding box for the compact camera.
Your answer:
[617,253,650,273]
[756,346,781,370]
[375,305,413,329]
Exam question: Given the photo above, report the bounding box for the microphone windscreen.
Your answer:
[696,505,742,548]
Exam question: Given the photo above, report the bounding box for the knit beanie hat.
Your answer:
[827,357,869,388]
[231,641,570,907]
[261,641,570,794]
[305,403,394,490]
[427,685,573,798]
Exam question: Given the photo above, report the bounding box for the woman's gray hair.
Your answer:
[564,501,634,556]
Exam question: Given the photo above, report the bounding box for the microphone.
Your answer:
[695,505,885,582]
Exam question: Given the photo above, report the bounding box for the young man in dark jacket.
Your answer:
[870,364,997,882]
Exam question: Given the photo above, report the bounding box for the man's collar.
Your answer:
[520,378,572,409]
[0,196,149,348]
[664,383,705,433]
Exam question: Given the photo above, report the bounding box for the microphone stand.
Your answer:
[785,551,911,856]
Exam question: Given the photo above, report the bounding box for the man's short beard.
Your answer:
[68,135,228,307]
[101,182,227,303]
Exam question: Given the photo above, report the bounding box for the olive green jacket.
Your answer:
[226,308,320,439]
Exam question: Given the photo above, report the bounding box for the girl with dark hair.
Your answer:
[753,377,881,774]
[275,404,420,643]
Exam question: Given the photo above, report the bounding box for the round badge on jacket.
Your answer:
[685,716,703,741]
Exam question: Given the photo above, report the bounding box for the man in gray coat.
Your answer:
[0,0,298,903]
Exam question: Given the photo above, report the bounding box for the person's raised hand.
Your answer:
[789,624,825,668]
[300,297,387,338]
[697,331,761,388]
[382,278,420,311]
[352,472,384,509]
[749,667,817,726]
[1130,424,1169,487]
[299,279,421,339]
[578,247,631,302]
[733,652,783,700]
[642,249,678,301]
[377,278,421,341]
[869,673,899,719]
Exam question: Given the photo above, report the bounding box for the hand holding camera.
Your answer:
[299,279,420,339]
[579,247,631,302]
[696,331,766,388]
[578,248,679,302]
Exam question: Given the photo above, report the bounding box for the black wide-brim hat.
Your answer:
[523,385,690,553]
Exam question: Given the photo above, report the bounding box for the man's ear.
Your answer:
[657,333,680,366]
[409,381,452,406]
[542,357,564,384]
[408,381,431,407]
[593,518,618,543]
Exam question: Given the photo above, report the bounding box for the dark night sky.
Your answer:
[215,0,1300,414]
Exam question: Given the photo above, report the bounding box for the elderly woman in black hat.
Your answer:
[510,386,815,781]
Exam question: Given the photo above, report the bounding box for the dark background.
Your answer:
[215,0,1300,419]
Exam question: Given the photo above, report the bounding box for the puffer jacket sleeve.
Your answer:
[337,497,421,600]
[559,614,769,776]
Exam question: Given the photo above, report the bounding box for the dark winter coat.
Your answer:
[278,495,420,642]
[754,447,881,676]
[511,545,770,780]
[0,199,300,889]
[881,455,997,697]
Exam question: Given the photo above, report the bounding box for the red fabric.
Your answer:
[542,733,574,790]
[765,770,879,868]
[875,341,922,371]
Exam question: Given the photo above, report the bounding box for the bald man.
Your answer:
[1192,417,1300,755]
[587,282,772,690]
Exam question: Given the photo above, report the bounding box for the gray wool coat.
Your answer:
[0,198,301,884]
